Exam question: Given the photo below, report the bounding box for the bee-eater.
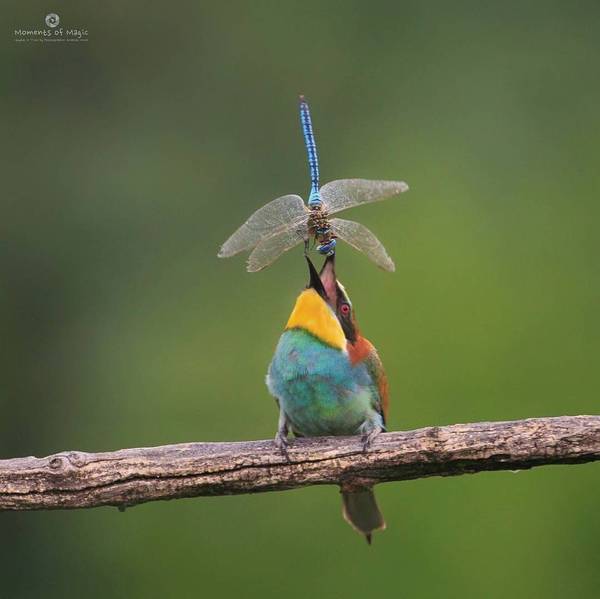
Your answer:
[266,254,389,543]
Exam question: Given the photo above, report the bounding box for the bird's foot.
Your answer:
[274,432,291,460]
[361,427,382,453]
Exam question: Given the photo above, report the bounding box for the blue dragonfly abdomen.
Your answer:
[299,95,321,209]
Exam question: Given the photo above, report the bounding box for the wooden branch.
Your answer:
[1,416,599,511]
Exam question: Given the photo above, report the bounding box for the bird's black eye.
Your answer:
[340,303,351,316]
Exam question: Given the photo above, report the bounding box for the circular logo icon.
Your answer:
[45,13,60,28]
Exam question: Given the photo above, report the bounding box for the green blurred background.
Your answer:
[2,1,600,597]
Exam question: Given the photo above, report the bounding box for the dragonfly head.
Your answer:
[317,238,336,256]
[306,254,358,344]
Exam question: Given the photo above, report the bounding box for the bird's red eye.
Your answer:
[340,303,351,316]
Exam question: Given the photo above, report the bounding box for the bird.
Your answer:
[266,253,389,543]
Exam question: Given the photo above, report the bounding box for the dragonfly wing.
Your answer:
[320,179,409,214]
[329,217,395,272]
[218,194,307,257]
[247,227,307,272]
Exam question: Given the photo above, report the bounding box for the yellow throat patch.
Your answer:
[285,289,346,350]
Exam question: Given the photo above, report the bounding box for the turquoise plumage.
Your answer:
[268,329,384,437]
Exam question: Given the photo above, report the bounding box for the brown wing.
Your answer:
[348,336,389,426]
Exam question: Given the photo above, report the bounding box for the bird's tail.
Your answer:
[341,487,386,545]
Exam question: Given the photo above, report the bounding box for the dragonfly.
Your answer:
[218,96,409,272]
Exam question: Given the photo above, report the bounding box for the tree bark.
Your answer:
[1,415,599,511]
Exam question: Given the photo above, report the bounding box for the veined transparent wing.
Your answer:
[329,217,395,272]
[320,179,409,215]
[247,226,308,272]
[218,194,308,257]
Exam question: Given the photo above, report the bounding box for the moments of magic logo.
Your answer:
[14,13,88,43]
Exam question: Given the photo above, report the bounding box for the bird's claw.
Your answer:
[361,428,382,453]
[274,432,291,460]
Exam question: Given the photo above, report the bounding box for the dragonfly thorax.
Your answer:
[308,206,337,256]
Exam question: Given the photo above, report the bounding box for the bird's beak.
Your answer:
[319,254,338,305]
[306,255,327,299]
